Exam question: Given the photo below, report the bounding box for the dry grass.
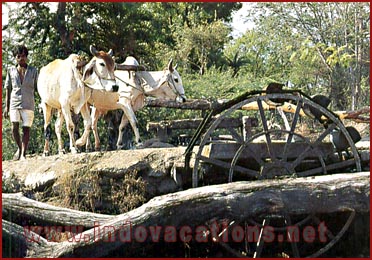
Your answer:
[51,160,147,214]
[109,169,147,214]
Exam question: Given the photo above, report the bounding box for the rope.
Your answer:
[115,74,144,93]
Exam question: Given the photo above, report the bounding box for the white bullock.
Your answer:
[79,58,186,151]
[37,46,118,155]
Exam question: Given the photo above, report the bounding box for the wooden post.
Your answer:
[157,126,169,143]
[243,116,258,141]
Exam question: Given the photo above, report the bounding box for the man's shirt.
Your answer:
[4,65,38,110]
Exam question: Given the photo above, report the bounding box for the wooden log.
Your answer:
[146,98,368,123]
[2,219,51,258]
[145,98,221,110]
[2,193,114,228]
[242,102,370,123]
[242,101,309,117]
[202,142,336,161]
[115,64,147,71]
[337,107,370,122]
[147,117,243,131]
[4,172,368,257]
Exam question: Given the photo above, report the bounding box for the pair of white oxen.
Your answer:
[37,46,186,155]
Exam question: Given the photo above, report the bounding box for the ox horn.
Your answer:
[168,58,174,72]
[108,49,114,57]
[90,45,99,57]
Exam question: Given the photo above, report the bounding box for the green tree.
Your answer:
[174,20,231,75]
[225,22,296,83]
[244,2,370,110]
[143,2,241,72]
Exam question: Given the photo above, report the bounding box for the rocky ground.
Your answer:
[2,147,188,214]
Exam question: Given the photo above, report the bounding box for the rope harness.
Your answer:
[82,61,117,91]
[114,69,182,100]
[92,65,117,90]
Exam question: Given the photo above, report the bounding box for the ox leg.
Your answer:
[61,106,78,154]
[55,110,65,154]
[41,103,53,156]
[91,107,102,151]
[83,107,95,153]
[119,102,142,147]
[76,103,92,150]
[116,115,129,150]
[85,133,92,152]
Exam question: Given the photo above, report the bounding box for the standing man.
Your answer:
[3,45,38,160]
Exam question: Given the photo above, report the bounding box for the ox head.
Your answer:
[158,59,187,103]
[82,45,119,92]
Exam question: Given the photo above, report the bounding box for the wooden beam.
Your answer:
[147,117,243,131]
[202,142,336,161]
[115,64,147,71]
[242,102,370,123]
[145,98,219,110]
[145,99,369,123]
[242,101,307,116]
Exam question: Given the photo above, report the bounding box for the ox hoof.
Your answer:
[85,148,94,153]
[58,149,67,155]
[94,147,101,152]
[13,149,21,160]
[70,147,78,154]
[134,142,144,149]
[43,151,50,157]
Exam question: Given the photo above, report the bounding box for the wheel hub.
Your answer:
[260,161,293,179]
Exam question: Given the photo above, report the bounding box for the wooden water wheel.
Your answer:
[184,89,362,257]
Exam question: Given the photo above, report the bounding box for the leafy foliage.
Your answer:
[242,2,370,109]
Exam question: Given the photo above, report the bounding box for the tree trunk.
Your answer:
[54,3,71,54]
[2,193,114,228]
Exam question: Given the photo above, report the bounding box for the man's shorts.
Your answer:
[9,109,34,127]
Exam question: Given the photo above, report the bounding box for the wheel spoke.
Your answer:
[199,155,260,179]
[314,123,337,145]
[229,142,265,182]
[257,98,276,161]
[226,126,244,144]
[253,218,269,258]
[241,143,266,167]
[290,123,337,171]
[248,214,313,232]
[295,158,358,177]
[285,213,300,257]
[282,99,303,161]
